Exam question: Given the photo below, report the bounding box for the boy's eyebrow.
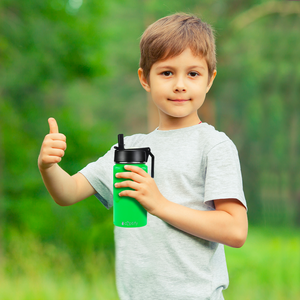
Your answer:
[188,65,206,70]
[155,65,206,70]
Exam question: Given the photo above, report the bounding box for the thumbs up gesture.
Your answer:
[38,118,67,170]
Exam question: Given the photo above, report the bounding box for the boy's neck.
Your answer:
[157,116,202,131]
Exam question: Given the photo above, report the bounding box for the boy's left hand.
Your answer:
[115,165,167,216]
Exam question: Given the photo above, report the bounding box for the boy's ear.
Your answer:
[206,70,217,93]
[138,68,151,92]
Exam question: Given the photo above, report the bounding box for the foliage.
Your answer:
[0,0,117,251]
[224,227,300,299]
[1,1,300,298]
[1,227,299,299]
[1,230,118,300]
[215,3,300,225]
[0,0,300,284]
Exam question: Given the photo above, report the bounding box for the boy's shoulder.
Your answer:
[198,123,233,151]
[123,123,234,153]
[123,132,148,148]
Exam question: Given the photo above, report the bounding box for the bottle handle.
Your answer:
[147,149,155,178]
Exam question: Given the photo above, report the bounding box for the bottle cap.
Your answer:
[114,134,155,178]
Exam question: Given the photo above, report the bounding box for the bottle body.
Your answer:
[113,163,147,227]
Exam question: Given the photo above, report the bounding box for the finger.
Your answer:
[48,148,65,158]
[48,117,59,134]
[39,153,62,166]
[115,180,139,190]
[49,140,67,150]
[115,171,143,183]
[124,165,149,177]
[46,133,66,142]
[119,189,138,198]
[42,155,62,165]
[50,149,65,158]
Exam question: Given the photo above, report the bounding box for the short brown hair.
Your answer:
[139,13,216,82]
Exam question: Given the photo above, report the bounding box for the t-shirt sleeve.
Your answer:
[204,140,247,210]
[79,145,115,209]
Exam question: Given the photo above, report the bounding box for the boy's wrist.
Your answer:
[38,161,57,174]
[151,196,172,219]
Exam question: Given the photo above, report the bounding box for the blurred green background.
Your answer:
[0,0,299,299]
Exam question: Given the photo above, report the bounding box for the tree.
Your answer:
[216,1,300,225]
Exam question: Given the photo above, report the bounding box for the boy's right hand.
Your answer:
[38,118,67,171]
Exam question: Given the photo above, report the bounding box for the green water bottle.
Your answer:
[113,134,155,228]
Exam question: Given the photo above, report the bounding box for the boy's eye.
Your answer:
[189,71,199,77]
[161,71,173,77]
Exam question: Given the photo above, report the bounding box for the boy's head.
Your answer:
[139,13,216,84]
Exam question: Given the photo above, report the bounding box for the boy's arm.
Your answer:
[115,165,248,248]
[154,198,248,248]
[38,118,96,206]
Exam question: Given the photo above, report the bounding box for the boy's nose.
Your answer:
[174,86,186,92]
[174,78,187,93]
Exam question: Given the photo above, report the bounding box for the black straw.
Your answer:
[118,134,125,150]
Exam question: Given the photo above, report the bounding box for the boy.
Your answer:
[38,13,248,300]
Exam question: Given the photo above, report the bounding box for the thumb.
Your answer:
[48,117,59,134]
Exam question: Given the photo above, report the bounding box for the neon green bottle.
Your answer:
[113,134,154,228]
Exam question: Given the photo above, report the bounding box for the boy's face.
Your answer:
[138,48,216,130]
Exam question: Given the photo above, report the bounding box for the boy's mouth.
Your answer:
[168,98,191,102]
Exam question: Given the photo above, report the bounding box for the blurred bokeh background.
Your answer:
[0,0,299,299]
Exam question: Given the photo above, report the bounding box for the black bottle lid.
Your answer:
[114,134,155,178]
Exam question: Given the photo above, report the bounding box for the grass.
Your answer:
[1,227,299,299]
[224,227,300,300]
[1,231,119,300]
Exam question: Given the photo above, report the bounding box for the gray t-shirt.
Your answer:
[80,123,247,300]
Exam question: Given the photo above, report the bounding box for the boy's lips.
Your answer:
[168,98,191,102]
